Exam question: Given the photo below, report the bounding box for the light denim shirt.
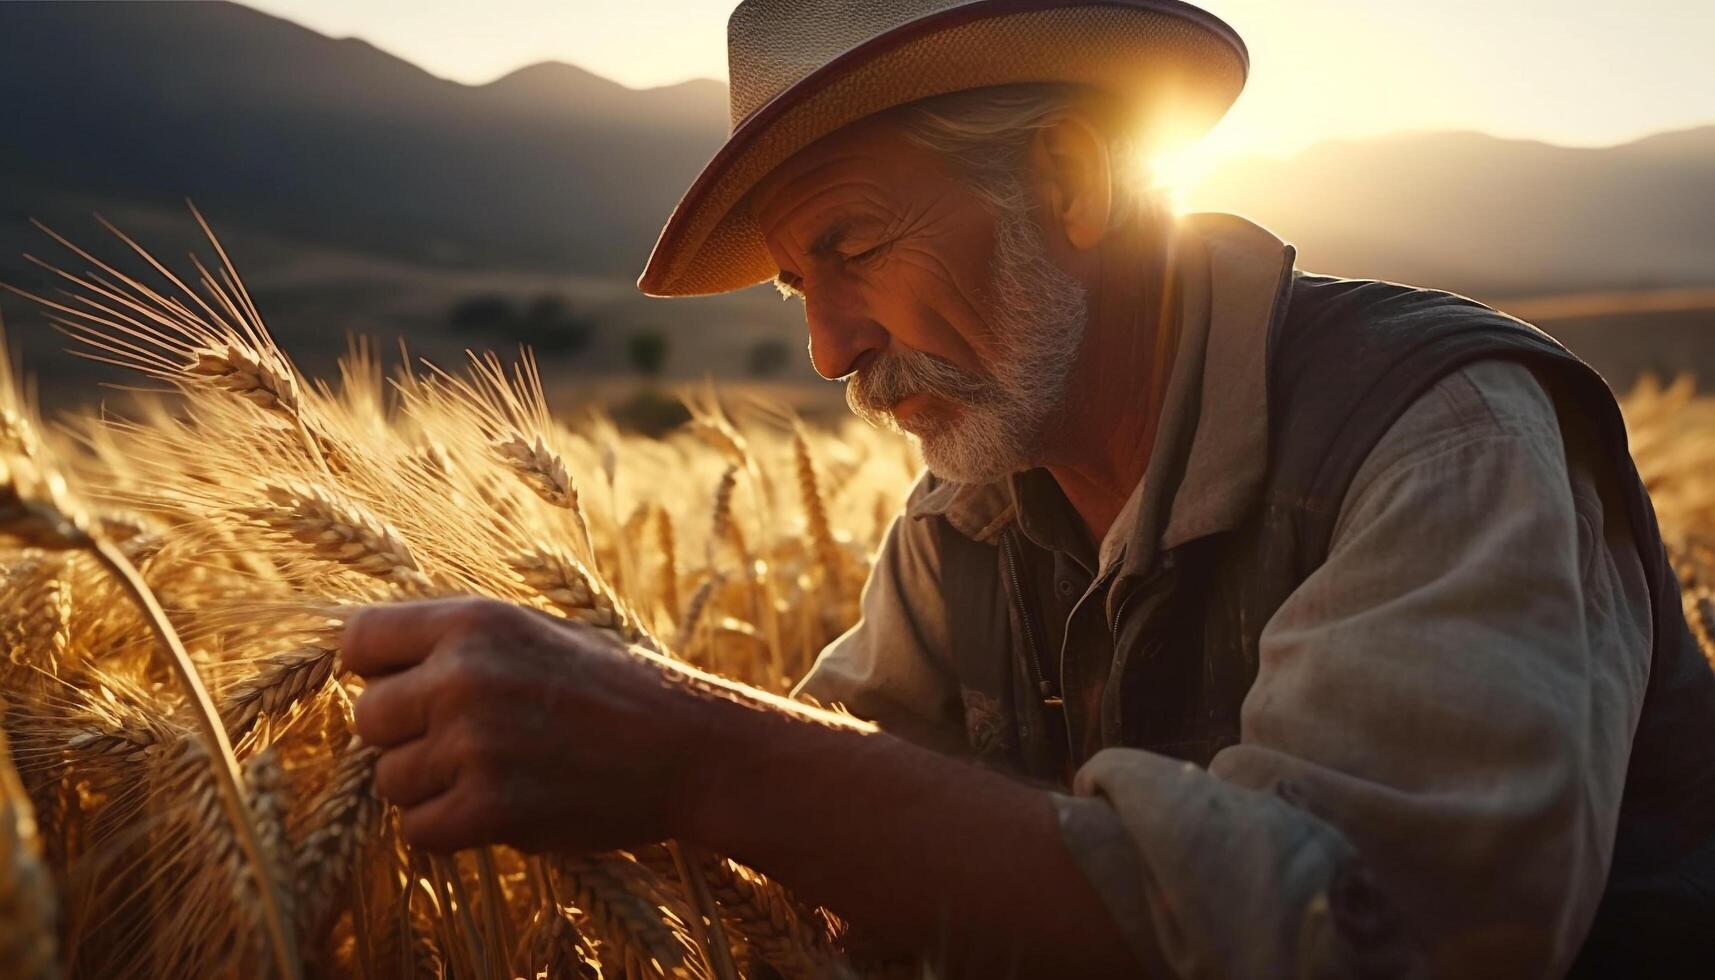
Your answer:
[797,215,1652,978]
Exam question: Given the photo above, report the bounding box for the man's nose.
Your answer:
[804,286,889,381]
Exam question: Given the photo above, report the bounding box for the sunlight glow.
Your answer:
[1147,142,1223,214]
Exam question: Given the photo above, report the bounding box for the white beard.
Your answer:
[846,201,1089,485]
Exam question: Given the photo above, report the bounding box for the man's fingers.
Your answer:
[398,782,498,853]
[373,737,457,808]
[341,599,481,678]
[352,669,434,748]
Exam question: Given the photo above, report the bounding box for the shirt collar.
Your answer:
[908,213,1298,557]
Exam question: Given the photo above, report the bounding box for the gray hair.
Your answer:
[896,83,1164,231]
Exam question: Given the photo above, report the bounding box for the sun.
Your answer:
[1144,143,1221,214]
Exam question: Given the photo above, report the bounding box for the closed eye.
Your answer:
[849,240,892,266]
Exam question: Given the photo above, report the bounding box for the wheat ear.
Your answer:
[672,574,721,657]
[294,735,381,940]
[793,427,843,591]
[185,343,301,416]
[247,480,432,591]
[667,842,743,980]
[655,504,681,628]
[1687,591,1715,668]
[493,433,574,506]
[511,905,596,980]
[508,545,660,651]
[222,639,340,740]
[65,716,164,769]
[243,748,296,961]
[699,856,841,980]
[0,558,72,687]
[706,465,749,568]
[0,407,40,459]
[492,433,595,555]
[0,715,58,980]
[0,458,92,553]
[688,417,750,470]
[552,855,689,973]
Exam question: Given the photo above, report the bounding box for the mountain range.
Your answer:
[0,0,1710,395]
[1190,127,1715,297]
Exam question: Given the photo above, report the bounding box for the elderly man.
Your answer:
[342,1,1715,977]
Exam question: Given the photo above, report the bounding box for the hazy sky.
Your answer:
[247,0,1714,164]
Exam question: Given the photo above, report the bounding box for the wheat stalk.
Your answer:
[146,736,300,977]
[89,532,304,980]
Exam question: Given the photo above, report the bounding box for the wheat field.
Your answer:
[0,218,1711,980]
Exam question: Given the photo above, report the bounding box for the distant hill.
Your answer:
[1189,128,1715,296]
[0,0,1710,404]
[0,0,728,275]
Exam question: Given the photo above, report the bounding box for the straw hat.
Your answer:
[637,0,1248,298]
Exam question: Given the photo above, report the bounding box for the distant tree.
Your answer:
[611,388,692,437]
[522,295,594,356]
[746,338,791,378]
[626,330,670,378]
[522,295,570,332]
[449,294,516,334]
[448,292,593,357]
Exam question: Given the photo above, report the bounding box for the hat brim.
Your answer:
[638,0,1248,297]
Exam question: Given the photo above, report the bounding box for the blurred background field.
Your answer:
[0,0,1712,428]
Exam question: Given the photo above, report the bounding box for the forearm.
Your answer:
[679,696,1140,978]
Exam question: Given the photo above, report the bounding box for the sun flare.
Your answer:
[1146,142,1223,214]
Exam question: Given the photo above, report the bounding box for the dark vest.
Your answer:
[974,274,1715,974]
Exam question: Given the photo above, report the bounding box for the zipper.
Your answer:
[1002,529,1062,707]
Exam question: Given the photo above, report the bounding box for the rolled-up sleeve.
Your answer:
[1061,361,1653,979]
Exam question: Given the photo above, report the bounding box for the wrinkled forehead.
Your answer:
[748,111,928,237]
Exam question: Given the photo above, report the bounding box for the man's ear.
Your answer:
[1031,114,1114,252]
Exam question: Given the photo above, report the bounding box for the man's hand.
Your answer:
[342,596,1139,977]
[342,597,716,854]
